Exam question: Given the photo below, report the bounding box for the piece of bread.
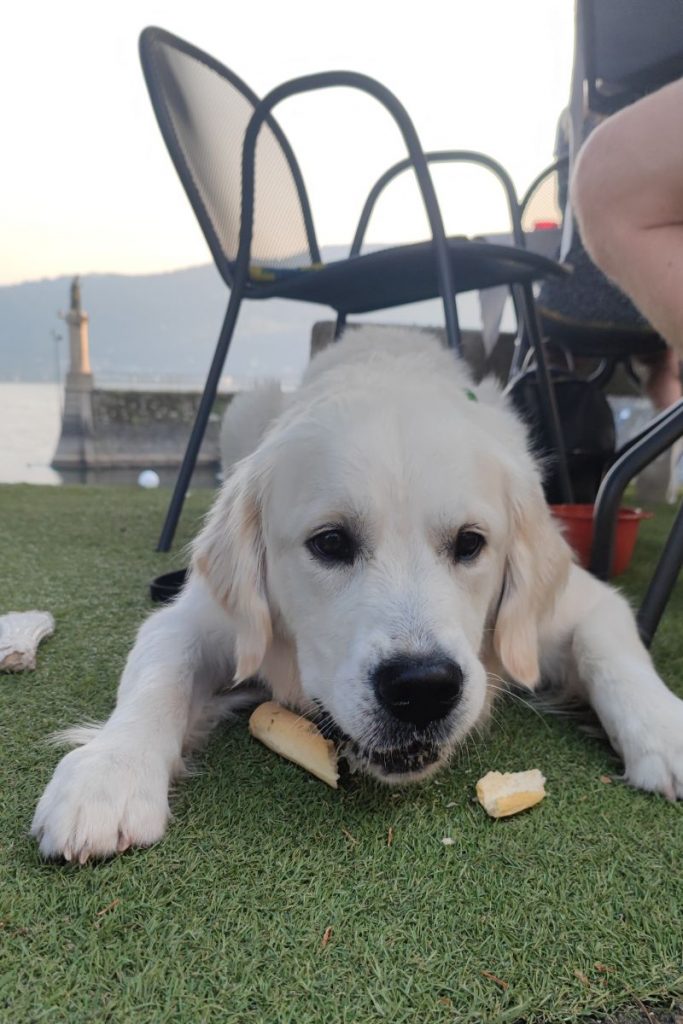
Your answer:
[476,769,546,818]
[248,701,339,788]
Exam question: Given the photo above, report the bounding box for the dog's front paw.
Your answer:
[621,695,683,801]
[31,743,172,862]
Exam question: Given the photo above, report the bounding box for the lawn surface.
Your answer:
[1,484,682,1024]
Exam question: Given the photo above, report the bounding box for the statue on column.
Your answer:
[70,276,81,314]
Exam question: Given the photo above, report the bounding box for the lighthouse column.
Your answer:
[52,277,95,470]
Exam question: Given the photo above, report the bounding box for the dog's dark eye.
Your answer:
[451,529,486,563]
[307,528,357,566]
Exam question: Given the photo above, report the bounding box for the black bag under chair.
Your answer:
[507,369,616,505]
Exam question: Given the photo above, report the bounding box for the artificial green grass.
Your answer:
[1,484,681,1024]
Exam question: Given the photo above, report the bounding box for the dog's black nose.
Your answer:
[372,655,463,729]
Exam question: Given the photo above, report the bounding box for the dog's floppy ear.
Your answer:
[192,455,272,683]
[493,468,571,688]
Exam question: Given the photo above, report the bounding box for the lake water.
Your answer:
[0,382,62,485]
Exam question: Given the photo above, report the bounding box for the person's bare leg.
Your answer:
[638,346,682,411]
[572,77,683,363]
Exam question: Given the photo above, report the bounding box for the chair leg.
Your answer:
[519,282,574,503]
[334,313,347,340]
[441,291,462,354]
[637,498,683,647]
[590,399,683,581]
[507,284,529,378]
[156,289,243,552]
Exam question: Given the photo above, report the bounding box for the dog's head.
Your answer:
[193,341,571,783]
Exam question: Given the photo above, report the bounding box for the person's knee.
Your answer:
[571,124,628,275]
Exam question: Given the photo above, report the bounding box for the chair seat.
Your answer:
[537,305,667,359]
[246,238,568,314]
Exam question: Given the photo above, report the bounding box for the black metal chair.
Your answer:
[139,26,569,551]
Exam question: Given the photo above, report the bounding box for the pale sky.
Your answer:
[1,0,575,286]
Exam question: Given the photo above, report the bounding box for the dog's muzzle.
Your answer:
[313,654,463,780]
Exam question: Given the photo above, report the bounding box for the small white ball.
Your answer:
[137,469,160,489]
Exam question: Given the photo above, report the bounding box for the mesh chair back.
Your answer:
[140,28,318,284]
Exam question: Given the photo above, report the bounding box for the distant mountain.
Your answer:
[0,255,487,386]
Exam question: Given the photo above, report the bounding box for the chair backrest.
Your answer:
[139,27,319,286]
[579,0,683,115]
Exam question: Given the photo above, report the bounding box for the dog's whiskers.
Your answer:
[486,675,551,728]
[462,727,485,775]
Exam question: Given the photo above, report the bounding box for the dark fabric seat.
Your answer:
[533,199,666,367]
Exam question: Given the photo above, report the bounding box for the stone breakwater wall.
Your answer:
[53,387,235,470]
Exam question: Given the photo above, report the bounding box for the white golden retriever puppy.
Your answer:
[32,329,683,861]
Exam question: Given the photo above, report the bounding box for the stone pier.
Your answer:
[51,278,233,476]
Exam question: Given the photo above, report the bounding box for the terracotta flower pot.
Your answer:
[550,504,652,576]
